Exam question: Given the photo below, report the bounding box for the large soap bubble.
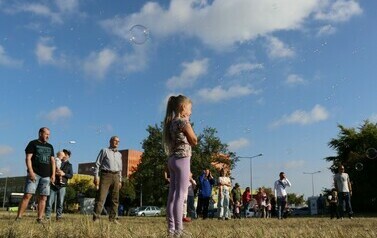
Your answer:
[129,25,150,45]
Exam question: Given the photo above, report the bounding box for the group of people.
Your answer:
[14,127,124,224]
[12,95,355,238]
[329,165,353,219]
[15,127,73,223]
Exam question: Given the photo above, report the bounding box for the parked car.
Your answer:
[130,206,161,216]
[291,206,310,216]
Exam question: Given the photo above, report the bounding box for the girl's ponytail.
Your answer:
[163,96,177,155]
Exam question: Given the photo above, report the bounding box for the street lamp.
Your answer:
[0,172,8,209]
[237,153,263,194]
[303,170,321,196]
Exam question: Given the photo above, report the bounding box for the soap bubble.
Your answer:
[366,148,377,159]
[129,25,150,45]
[355,162,363,171]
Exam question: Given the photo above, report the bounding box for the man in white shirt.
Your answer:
[274,172,291,219]
[334,165,353,219]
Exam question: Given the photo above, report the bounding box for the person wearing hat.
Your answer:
[231,183,242,218]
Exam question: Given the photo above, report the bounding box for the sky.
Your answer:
[1,0,376,199]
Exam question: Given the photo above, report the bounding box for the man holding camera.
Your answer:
[197,169,215,219]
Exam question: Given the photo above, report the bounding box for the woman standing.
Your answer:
[217,169,231,220]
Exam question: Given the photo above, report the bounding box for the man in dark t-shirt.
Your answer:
[15,127,56,224]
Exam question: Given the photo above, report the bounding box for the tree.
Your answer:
[131,123,238,206]
[324,120,377,212]
[287,193,306,206]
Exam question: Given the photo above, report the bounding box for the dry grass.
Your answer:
[0,212,376,238]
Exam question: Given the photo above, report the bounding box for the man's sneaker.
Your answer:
[182,217,191,222]
[14,217,22,222]
[110,219,120,225]
[56,217,62,222]
[175,230,192,238]
[36,218,47,224]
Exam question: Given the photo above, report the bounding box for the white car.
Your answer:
[131,206,161,216]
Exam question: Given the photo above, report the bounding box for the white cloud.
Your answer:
[317,24,337,36]
[101,0,324,50]
[315,0,362,23]
[228,138,250,151]
[283,160,305,169]
[83,49,118,80]
[197,85,259,103]
[122,46,149,73]
[55,0,79,13]
[271,104,329,127]
[43,106,72,122]
[166,58,209,89]
[266,36,295,59]
[8,3,62,23]
[369,114,377,123]
[35,38,57,64]
[0,145,13,157]
[0,45,22,67]
[35,38,69,67]
[4,0,83,23]
[285,74,305,85]
[226,63,263,77]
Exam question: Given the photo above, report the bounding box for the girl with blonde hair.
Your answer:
[163,95,197,237]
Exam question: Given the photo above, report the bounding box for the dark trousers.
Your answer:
[329,203,339,219]
[93,172,120,220]
[201,197,210,219]
[338,192,353,218]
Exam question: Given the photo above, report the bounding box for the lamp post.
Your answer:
[0,172,8,209]
[237,153,263,194]
[303,170,321,196]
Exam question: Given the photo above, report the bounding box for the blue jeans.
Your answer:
[46,186,66,219]
[24,174,50,196]
[277,196,287,219]
[338,192,353,218]
[187,195,196,219]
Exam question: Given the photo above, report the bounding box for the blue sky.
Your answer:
[1,0,376,198]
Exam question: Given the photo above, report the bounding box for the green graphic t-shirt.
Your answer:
[25,139,54,177]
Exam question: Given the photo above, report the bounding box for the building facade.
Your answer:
[77,149,142,178]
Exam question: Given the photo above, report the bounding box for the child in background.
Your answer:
[55,151,65,185]
[328,188,339,219]
[234,201,242,219]
[266,197,272,218]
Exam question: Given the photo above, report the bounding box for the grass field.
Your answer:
[0,212,376,238]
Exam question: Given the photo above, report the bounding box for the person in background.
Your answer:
[163,95,197,237]
[217,168,231,220]
[46,149,73,221]
[328,188,339,219]
[92,136,122,224]
[198,168,215,219]
[242,187,251,217]
[231,183,242,218]
[186,173,197,220]
[234,201,242,219]
[274,172,291,219]
[256,187,268,218]
[15,127,56,224]
[334,165,353,219]
[266,197,272,218]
